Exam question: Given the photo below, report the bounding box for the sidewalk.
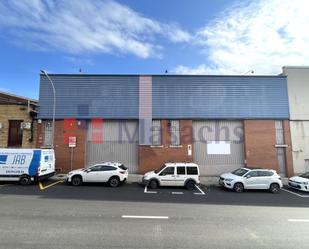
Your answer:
[51,174,289,186]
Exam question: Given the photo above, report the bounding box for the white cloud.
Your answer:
[174,0,309,74]
[0,0,191,58]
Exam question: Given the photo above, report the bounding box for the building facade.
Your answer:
[0,92,37,148]
[283,67,309,174]
[37,74,293,176]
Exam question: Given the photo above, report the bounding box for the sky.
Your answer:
[0,0,309,99]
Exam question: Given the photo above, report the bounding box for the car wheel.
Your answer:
[270,183,280,194]
[71,176,82,186]
[233,182,244,193]
[109,177,120,188]
[19,175,31,186]
[149,179,158,189]
[186,180,196,190]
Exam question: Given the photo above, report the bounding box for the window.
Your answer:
[119,165,127,170]
[170,120,180,146]
[246,171,259,177]
[258,171,273,177]
[300,172,309,179]
[177,166,186,175]
[232,168,249,176]
[101,166,117,171]
[89,165,103,171]
[160,167,175,175]
[187,167,198,175]
[152,120,162,146]
[44,121,53,147]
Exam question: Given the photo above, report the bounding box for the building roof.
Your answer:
[0,91,38,105]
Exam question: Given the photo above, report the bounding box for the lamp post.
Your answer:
[40,70,56,149]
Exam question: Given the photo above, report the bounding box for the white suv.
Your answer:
[67,162,128,187]
[219,168,282,193]
[142,162,200,190]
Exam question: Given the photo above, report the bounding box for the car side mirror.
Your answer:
[86,169,91,173]
[245,175,251,179]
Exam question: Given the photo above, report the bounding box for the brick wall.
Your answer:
[244,120,278,170]
[244,120,293,176]
[37,120,87,173]
[139,120,193,174]
[0,104,36,148]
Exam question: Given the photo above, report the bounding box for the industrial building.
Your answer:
[283,67,309,174]
[0,91,37,148]
[37,74,294,176]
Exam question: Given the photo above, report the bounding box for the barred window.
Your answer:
[151,120,162,146]
[171,120,180,146]
[44,121,53,147]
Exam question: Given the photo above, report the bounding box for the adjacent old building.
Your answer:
[283,66,309,174]
[37,74,293,176]
[0,91,38,148]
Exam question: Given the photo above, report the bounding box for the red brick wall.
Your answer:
[139,120,193,174]
[244,120,279,170]
[37,120,87,173]
[243,120,294,176]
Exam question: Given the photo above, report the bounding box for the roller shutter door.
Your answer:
[193,120,244,175]
[86,121,139,173]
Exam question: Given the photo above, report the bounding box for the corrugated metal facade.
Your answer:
[152,76,289,119]
[39,74,289,120]
[39,75,139,119]
[193,121,244,175]
[86,121,139,173]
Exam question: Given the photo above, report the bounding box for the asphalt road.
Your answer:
[0,181,309,249]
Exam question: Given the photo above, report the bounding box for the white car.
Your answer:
[219,168,283,193]
[288,172,309,192]
[142,162,200,190]
[67,162,128,187]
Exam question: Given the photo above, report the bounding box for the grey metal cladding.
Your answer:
[39,75,139,119]
[152,76,289,119]
[39,75,289,119]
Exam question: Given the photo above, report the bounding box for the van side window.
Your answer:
[160,167,175,176]
[187,167,198,175]
[177,166,186,175]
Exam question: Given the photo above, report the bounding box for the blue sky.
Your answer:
[0,0,309,99]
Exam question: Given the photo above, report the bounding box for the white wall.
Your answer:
[283,67,309,173]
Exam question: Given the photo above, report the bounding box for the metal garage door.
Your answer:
[193,121,244,175]
[86,121,139,173]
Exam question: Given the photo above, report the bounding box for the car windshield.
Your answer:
[232,168,249,176]
[300,172,309,179]
[154,165,166,174]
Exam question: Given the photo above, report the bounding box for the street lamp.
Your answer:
[40,70,56,149]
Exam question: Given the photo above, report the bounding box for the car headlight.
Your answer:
[225,178,233,182]
[67,172,73,176]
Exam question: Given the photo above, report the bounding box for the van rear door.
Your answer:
[38,150,55,177]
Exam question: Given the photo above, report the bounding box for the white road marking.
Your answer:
[288,219,309,223]
[172,192,183,195]
[122,215,169,219]
[282,188,309,198]
[144,186,157,194]
[194,184,206,195]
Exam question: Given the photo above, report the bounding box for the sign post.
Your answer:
[69,137,76,172]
